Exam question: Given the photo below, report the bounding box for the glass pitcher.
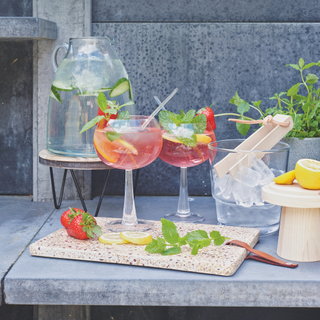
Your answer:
[47,37,135,157]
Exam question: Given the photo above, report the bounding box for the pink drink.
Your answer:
[94,127,162,170]
[159,130,216,168]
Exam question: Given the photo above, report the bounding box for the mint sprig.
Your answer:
[145,218,228,256]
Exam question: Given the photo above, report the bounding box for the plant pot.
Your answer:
[282,137,320,171]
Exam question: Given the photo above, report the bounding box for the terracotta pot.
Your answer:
[282,137,320,171]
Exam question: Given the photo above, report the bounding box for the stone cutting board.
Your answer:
[29,218,260,276]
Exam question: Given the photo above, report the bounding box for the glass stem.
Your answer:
[122,169,138,226]
[177,167,190,216]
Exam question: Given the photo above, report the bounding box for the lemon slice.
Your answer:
[196,134,212,144]
[162,132,180,143]
[273,170,296,185]
[99,232,129,244]
[295,159,320,190]
[119,231,153,245]
[117,138,138,155]
[93,135,119,163]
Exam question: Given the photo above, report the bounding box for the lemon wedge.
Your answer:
[273,170,296,185]
[119,231,153,245]
[295,159,320,190]
[117,138,138,155]
[162,132,211,144]
[99,232,130,244]
[93,135,119,163]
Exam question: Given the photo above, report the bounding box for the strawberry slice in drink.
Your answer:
[97,107,118,130]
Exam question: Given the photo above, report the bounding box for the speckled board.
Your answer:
[29,218,260,276]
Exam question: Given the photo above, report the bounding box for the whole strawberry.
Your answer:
[197,107,216,131]
[67,212,102,240]
[60,207,84,228]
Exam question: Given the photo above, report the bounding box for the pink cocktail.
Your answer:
[94,115,163,231]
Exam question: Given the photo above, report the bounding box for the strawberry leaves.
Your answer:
[145,219,228,256]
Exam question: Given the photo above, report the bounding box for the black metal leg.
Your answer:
[50,167,68,209]
[70,169,88,213]
[134,169,140,198]
[94,169,111,217]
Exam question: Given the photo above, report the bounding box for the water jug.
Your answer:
[47,37,135,157]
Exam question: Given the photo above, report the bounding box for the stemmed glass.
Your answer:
[158,122,216,223]
[94,115,163,231]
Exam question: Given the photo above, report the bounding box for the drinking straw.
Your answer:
[154,96,166,111]
[140,88,178,131]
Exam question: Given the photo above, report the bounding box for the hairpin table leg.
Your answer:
[70,169,88,213]
[94,169,111,217]
[50,167,68,209]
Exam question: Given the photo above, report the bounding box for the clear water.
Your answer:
[47,59,135,157]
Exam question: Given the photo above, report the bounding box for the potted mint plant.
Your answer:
[217,58,320,170]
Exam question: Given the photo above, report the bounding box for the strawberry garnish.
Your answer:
[67,212,101,240]
[97,107,118,130]
[197,107,216,131]
[60,207,84,228]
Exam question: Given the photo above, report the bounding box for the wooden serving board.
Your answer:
[30,218,260,276]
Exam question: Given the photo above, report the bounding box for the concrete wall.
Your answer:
[91,2,320,196]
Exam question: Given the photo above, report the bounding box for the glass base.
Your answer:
[164,212,205,224]
[107,219,153,232]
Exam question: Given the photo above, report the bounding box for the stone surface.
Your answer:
[92,0,320,23]
[1,0,32,17]
[5,196,320,307]
[0,18,57,40]
[92,22,320,196]
[0,196,53,305]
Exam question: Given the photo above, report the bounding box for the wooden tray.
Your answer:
[30,218,260,276]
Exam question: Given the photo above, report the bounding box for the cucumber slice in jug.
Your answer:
[109,78,130,98]
[50,86,62,103]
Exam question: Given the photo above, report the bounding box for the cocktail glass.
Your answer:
[158,122,216,223]
[94,115,163,231]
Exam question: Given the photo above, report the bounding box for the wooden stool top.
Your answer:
[39,149,112,170]
[262,181,320,208]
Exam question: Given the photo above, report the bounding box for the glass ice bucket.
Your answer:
[47,37,135,157]
[208,139,290,236]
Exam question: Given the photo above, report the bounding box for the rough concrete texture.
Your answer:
[0,18,57,40]
[92,22,320,196]
[92,0,320,23]
[4,196,320,307]
[0,196,53,305]
[33,0,91,201]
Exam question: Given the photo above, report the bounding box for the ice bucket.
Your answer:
[208,139,290,236]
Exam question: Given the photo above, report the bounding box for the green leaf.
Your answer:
[299,58,305,68]
[120,101,135,107]
[106,132,122,142]
[182,109,196,124]
[97,92,109,111]
[191,245,199,255]
[306,73,318,84]
[236,122,250,136]
[177,134,197,147]
[185,230,209,241]
[210,230,222,239]
[286,64,300,70]
[303,62,318,70]
[161,247,181,255]
[287,83,300,96]
[169,114,181,126]
[80,115,105,133]
[145,237,167,253]
[178,236,187,246]
[252,100,262,108]
[229,91,244,107]
[161,218,180,244]
[197,238,212,248]
[117,111,130,120]
[191,114,207,134]
[180,109,186,118]
[159,110,176,133]
[214,236,227,246]
[237,101,250,114]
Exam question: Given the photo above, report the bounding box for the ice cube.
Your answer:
[210,169,221,197]
[252,185,264,206]
[232,181,254,207]
[251,158,275,185]
[171,126,194,139]
[217,174,235,200]
[234,166,262,187]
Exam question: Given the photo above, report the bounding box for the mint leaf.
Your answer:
[80,115,105,133]
[106,132,122,142]
[180,109,185,118]
[191,245,199,255]
[161,247,181,255]
[229,91,244,107]
[159,110,176,133]
[210,230,222,239]
[191,114,207,134]
[306,73,318,84]
[214,236,227,246]
[117,111,130,120]
[303,62,318,70]
[97,92,109,112]
[145,237,167,253]
[177,134,197,147]
[286,64,300,70]
[287,83,300,96]
[161,218,180,244]
[169,114,181,126]
[237,101,250,114]
[182,109,196,124]
[299,58,305,68]
[185,230,209,241]
[236,122,250,136]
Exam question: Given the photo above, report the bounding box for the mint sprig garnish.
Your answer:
[159,109,207,147]
[145,218,228,256]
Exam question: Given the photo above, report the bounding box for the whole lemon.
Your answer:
[295,159,320,190]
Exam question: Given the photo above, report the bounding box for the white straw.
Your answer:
[140,88,178,131]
